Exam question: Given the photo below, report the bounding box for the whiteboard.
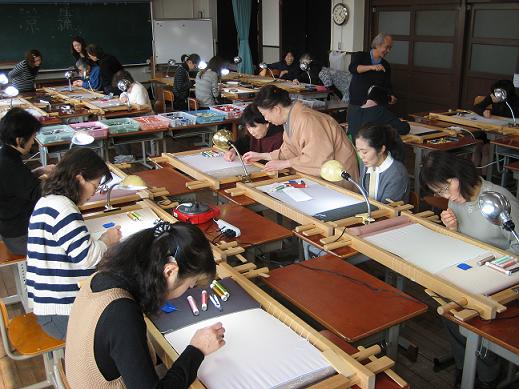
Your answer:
[153,19,214,64]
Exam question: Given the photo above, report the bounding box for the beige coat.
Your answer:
[269,102,359,189]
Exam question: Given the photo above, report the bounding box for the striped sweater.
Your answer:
[26,194,107,316]
[8,60,39,93]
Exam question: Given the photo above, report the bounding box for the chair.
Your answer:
[188,97,200,111]
[163,89,174,113]
[0,299,64,388]
[422,195,448,212]
[0,241,28,311]
[56,358,72,389]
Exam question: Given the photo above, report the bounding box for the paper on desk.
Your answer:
[282,186,312,202]
[409,123,440,135]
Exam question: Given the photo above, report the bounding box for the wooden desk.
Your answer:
[103,106,152,118]
[200,203,292,248]
[444,300,519,389]
[134,167,194,198]
[294,229,358,259]
[263,255,428,358]
[504,160,519,197]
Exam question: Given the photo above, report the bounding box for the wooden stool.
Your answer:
[0,300,64,388]
[188,97,200,111]
[163,89,174,112]
[0,241,28,311]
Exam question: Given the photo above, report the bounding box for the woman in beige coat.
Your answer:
[243,85,359,185]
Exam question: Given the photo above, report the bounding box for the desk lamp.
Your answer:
[117,79,132,110]
[165,59,177,78]
[69,130,94,149]
[198,60,208,70]
[105,175,147,212]
[299,62,312,85]
[212,129,251,182]
[320,160,374,224]
[233,56,242,77]
[64,70,76,91]
[259,63,276,80]
[4,86,19,108]
[0,74,7,85]
[221,68,230,76]
[479,191,519,243]
[493,88,517,127]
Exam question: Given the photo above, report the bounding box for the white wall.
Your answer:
[261,0,280,63]
[330,0,365,52]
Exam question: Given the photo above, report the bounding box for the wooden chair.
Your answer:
[187,97,200,111]
[0,241,28,311]
[0,299,64,388]
[423,195,448,212]
[163,89,174,112]
[56,358,72,389]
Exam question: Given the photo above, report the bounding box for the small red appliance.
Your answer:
[173,203,220,224]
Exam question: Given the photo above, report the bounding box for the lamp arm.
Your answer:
[229,142,251,181]
[342,172,372,221]
[307,71,312,85]
[505,101,517,126]
[268,68,276,81]
[105,183,118,210]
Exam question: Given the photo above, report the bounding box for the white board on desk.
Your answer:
[153,19,214,64]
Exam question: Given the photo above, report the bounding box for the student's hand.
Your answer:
[243,151,265,163]
[119,92,129,103]
[190,322,226,355]
[72,80,82,87]
[224,149,237,162]
[483,109,491,118]
[32,164,56,178]
[440,209,458,231]
[264,159,290,172]
[100,226,122,247]
[370,64,386,72]
[279,70,288,78]
[389,95,398,105]
[292,79,301,85]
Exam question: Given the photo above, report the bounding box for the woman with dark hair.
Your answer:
[245,85,359,188]
[224,103,283,162]
[73,58,102,90]
[86,44,123,94]
[355,124,408,203]
[421,151,519,253]
[173,53,200,110]
[347,85,410,139]
[8,49,42,92]
[71,36,88,62]
[473,79,519,118]
[26,148,122,340]
[260,50,299,80]
[0,108,54,255]
[195,56,225,107]
[293,53,323,85]
[65,222,224,388]
[112,70,151,109]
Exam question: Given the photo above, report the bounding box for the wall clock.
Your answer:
[332,3,349,26]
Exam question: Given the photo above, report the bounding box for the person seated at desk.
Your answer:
[65,221,225,389]
[244,85,359,188]
[195,56,225,108]
[224,103,283,162]
[356,124,409,203]
[86,44,123,95]
[73,58,101,91]
[8,49,42,93]
[293,53,323,85]
[259,50,299,80]
[318,66,351,102]
[173,53,200,111]
[112,70,151,110]
[71,36,88,63]
[421,152,519,254]
[473,79,519,119]
[0,108,54,255]
[347,85,410,139]
[26,148,122,340]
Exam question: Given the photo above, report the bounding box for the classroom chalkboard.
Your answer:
[0,2,153,70]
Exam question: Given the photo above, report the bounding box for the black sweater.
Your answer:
[0,146,41,237]
[348,51,393,106]
[473,95,519,118]
[97,54,123,94]
[348,105,410,139]
[91,272,204,389]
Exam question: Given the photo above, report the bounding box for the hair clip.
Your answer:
[153,221,173,238]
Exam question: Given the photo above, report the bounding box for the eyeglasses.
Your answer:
[433,183,450,196]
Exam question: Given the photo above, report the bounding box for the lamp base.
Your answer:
[104,205,121,213]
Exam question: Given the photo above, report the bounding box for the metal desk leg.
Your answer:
[386,324,400,360]
[460,328,480,389]
[40,145,48,166]
[413,147,423,198]
[501,155,510,188]
[487,142,496,181]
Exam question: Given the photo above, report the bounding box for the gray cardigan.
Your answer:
[195,69,219,107]
[360,159,409,203]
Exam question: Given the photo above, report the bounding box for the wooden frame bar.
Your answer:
[161,149,274,190]
[429,110,518,135]
[342,211,518,320]
[402,121,458,144]
[234,173,400,237]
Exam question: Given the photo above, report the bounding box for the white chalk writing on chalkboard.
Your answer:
[21,8,40,34]
[57,7,73,32]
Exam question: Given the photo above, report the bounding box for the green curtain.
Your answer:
[232,0,253,74]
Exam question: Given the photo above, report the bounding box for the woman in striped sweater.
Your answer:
[8,50,42,93]
[26,148,122,340]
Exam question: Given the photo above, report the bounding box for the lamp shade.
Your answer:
[64,70,75,79]
[198,60,207,70]
[259,62,268,69]
[119,175,147,190]
[212,129,233,150]
[479,191,512,227]
[117,79,131,93]
[4,86,18,97]
[233,56,242,64]
[221,68,230,76]
[493,88,507,103]
[0,73,8,85]
[168,59,176,66]
[71,130,94,146]
[300,62,309,71]
[320,160,345,182]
